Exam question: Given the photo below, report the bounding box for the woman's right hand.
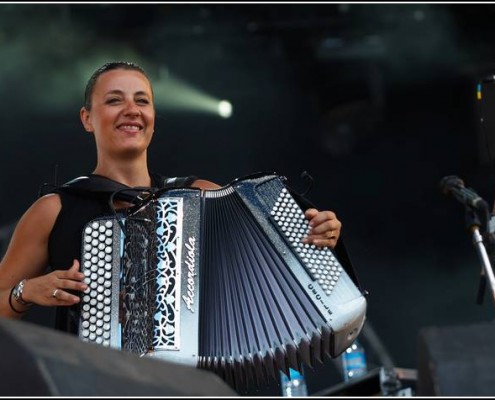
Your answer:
[21,259,88,306]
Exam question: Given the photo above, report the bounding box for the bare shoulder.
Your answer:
[30,193,61,212]
[20,193,61,226]
[190,179,222,190]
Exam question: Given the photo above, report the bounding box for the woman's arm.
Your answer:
[0,194,87,318]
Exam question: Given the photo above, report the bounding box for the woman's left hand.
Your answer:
[302,208,341,249]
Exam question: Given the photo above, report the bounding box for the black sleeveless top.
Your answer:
[47,172,197,334]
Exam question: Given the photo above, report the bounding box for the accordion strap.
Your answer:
[162,175,198,189]
[53,172,198,204]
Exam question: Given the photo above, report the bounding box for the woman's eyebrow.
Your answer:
[104,90,150,97]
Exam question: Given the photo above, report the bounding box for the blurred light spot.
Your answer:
[153,73,233,119]
[414,10,425,21]
[218,100,233,119]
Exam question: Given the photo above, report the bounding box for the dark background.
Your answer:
[1,2,495,395]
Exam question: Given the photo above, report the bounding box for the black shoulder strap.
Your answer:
[161,175,198,189]
[56,175,147,204]
[61,175,129,192]
[55,174,199,204]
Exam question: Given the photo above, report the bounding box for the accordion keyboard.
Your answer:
[271,187,343,296]
[79,219,120,347]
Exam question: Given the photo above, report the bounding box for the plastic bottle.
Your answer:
[379,366,402,396]
[280,367,309,397]
[341,339,368,381]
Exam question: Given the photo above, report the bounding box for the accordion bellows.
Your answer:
[79,173,367,386]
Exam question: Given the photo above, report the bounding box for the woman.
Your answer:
[0,61,342,333]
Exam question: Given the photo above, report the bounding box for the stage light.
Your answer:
[218,100,233,119]
[152,71,234,119]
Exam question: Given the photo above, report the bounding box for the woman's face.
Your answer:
[80,69,155,160]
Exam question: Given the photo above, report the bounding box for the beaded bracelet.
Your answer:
[8,286,25,314]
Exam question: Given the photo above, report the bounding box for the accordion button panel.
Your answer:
[79,218,121,349]
[271,188,343,297]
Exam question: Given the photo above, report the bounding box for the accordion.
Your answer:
[78,173,367,386]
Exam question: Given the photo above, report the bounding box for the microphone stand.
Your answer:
[465,201,495,308]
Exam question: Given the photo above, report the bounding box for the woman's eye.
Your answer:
[136,98,150,104]
[106,98,121,104]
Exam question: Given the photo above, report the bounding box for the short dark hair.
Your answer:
[84,61,152,110]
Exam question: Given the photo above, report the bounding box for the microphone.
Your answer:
[481,75,495,84]
[440,175,488,210]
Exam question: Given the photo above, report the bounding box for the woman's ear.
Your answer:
[80,107,94,133]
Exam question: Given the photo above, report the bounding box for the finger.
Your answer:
[69,259,80,271]
[308,220,338,236]
[61,278,88,293]
[51,267,88,302]
[58,260,85,281]
[307,210,338,227]
[52,288,81,304]
[303,230,337,242]
[69,259,84,278]
[303,235,338,249]
[304,208,319,221]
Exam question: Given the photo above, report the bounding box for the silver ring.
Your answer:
[52,289,59,298]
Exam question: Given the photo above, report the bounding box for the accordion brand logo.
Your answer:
[308,283,333,316]
[182,236,197,312]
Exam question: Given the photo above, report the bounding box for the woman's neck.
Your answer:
[93,158,152,188]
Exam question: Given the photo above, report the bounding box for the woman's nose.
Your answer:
[123,100,140,116]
